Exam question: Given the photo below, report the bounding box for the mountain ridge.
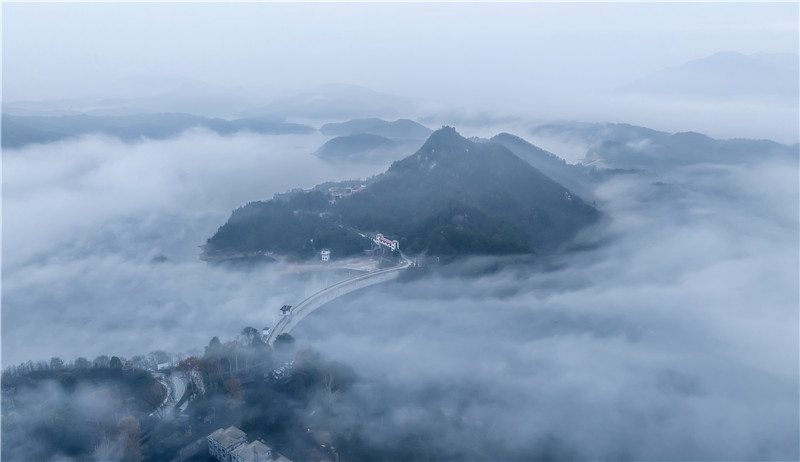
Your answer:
[620,51,799,100]
[206,127,600,260]
[319,118,432,139]
[1,112,314,148]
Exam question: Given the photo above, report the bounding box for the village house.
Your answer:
[208,426,247,462]
[208,426,292,462]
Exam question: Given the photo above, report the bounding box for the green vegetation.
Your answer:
[320,118,432,139]
[3,327,573,462]
[488,132,619,201]
[206,127,600,261]
[0,328,352,462]
[206,191,370,260]
[138,330,355,462]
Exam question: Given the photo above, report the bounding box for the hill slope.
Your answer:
[487,133,613,200]
[335,127,599,255]
[314,133,424,165]
[206,127,600,260]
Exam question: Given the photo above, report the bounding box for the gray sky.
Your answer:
[2,4,797,457]
[3,2,797,103]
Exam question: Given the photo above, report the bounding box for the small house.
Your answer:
[208,426,247,462]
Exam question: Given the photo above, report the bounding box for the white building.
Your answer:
[320,248,331,262]
[208,426,292,462]
[231,440,272,462]
[374,233,400,251]
[208,426,247,462]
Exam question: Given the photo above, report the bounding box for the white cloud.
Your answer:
[2,130,384,365]
[292,155,798,459]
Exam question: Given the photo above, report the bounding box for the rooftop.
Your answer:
[231,440,272,462]
[208,426,246,449]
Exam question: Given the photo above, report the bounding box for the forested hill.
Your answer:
[320,118,432,139]
[335,127,600,255]
[206,127,600,260]
[487,132,614,200]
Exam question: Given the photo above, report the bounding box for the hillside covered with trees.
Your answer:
[205,127,600,261]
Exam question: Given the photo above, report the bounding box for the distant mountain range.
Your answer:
[620,51,799,100]
[320,118,432,139]
[241,83,416,119]
[206,127,600,260]
[531,121,798,170]
[1,113,314,148]
[3,80,271,118]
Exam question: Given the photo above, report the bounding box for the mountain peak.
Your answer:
[427,125,464,143]
[390,126,479,174]
[209,126,600,259]
[419,126,472,153]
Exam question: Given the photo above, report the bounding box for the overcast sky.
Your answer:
[3,2,797,103]
[2,4,798,458]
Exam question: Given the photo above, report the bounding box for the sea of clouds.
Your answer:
[2,125,797,459]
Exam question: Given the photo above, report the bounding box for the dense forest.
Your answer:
[0,330,358,462]
[5,323,596,462]
[2,360,164,461]
[205,127,600,261]
[319,118,432,139]
[205,191,370,260]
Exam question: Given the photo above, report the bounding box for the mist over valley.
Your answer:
[2,2,798,461]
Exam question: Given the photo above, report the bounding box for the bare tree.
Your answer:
[323,373,339,406]
[50,357,65,370]
[117,416,143,462]
[93,434,121,462]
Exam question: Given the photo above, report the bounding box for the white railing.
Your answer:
[266,261,409,345]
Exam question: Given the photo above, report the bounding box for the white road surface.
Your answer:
[266,259,410,345]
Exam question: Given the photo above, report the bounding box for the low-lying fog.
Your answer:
[2,130,385,365]
[2,125,797,459]
[295,154,799,458]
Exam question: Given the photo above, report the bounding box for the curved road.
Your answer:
[151,370,189,417]
[150,258,409,417]
[266,260,410,345]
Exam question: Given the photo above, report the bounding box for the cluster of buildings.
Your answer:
[208,426,292,462]
[327,184,366,204]
[318,232,400,262]
[269,361,295,384]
